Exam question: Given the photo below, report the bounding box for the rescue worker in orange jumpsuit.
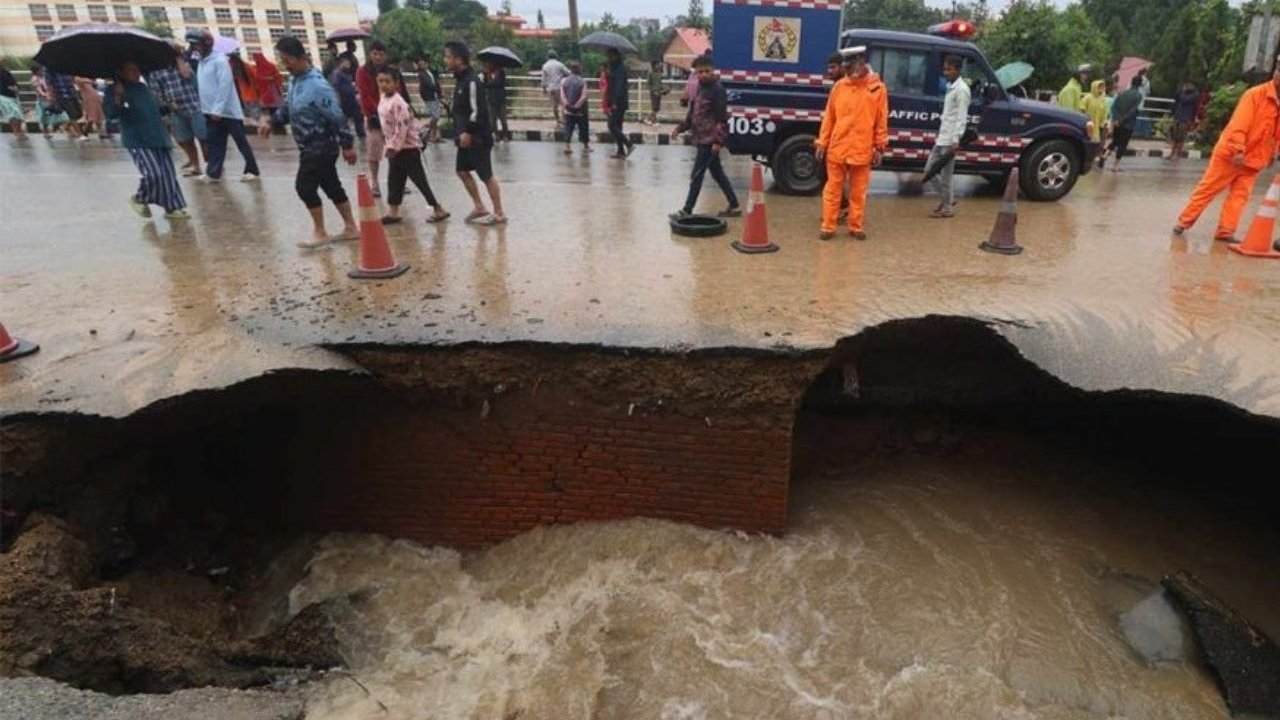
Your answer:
[815,46,889,240]
[1173,63,1280,241]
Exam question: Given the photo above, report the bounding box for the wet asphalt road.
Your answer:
[2,135,1278,418]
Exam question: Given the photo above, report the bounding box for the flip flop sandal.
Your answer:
[492,215,508,224]
[380,216,403,225]
[425,212,451,224]
[464,210,489,223]
[297,237,334,250]
[473,214,499,226]
[333,230,361,242]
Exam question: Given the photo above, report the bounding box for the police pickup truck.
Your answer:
[713,5,1098,201]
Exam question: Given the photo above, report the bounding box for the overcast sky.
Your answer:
[354,0,1052,30]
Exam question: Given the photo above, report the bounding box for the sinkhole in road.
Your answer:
[1,317,1277,717]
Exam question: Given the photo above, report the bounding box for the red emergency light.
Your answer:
[927,20,976,40]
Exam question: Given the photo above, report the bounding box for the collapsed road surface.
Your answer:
[2,139,1280,719]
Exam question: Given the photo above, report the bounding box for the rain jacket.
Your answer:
[1081,80,1108,141]
[1213,80,1280,171]
[280,66,352,159]
[1057,77,1084,112]
[816,71,889,166]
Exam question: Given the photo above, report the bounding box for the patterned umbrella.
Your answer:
[33,23,173,78]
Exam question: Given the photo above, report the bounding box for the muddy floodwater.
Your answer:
[282,425,1276,720]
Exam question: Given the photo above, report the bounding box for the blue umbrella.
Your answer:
[995,62,1034,90]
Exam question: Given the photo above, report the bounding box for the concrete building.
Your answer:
[0,0,360,61]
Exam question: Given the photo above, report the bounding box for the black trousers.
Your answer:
[295,151,347,209]
[683,144,739,212]
[564,112,589,145]
[489,98,510,138]
[1107,125,1134,158]
[608,107,630,154]
[387,147,439,207]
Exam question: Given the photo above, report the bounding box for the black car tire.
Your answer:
[670,214,729,237]
[771,134,823,196]
[1019,139,1080,201]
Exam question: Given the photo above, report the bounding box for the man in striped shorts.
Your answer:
[104,60,189,220]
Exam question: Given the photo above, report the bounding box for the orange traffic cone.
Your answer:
[980,168,1023,256]
[1230,174,1280,259]
[0,320,38,363]
[732,163,779,254]
[349,173,410,279]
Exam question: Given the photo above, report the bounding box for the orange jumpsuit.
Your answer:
[815,71,889,234]
[1177,81,1280,238]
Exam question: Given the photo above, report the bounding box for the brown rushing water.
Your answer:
[282,428,1278,720]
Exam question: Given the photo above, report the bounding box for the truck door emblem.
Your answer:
[753,17,802,64]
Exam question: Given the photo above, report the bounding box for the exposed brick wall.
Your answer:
[282,391,793,547]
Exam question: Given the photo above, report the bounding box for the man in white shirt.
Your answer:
[925,54,970,218]
[540,51,570,128]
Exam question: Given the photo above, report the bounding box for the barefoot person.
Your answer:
[376,67,449,226]
[445,41,506,225]
[104,61,189,221]
[262,36,359,248]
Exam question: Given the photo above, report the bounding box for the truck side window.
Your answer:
[870,47,930,96]
[959,55,998,101]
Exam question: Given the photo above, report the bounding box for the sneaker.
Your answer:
[818,230,835,240]
[239,172,260,182]
[198,175,222,184]
[1171,225,1187,236]
[930,208,955,219]
[164,208,191,220]
[850,230,867,241]
[718,206,742,218]
[1214,234,1240,244]
[668,209,692,221]
[128,196,152,218]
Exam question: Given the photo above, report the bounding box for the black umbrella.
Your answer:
[920,128,979,184]
[33,23,173,79]
[326,27,370,42]
[478,46,522,69]
[578,31,639,53]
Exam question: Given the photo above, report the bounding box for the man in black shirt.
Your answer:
[446,41,506,225]
[605,48,634,158]
[415,54,442,143]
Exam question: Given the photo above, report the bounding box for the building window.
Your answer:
[241,26,259,42]
[286,9,302,23]
[315,29,325,44]
[113,4,132,21]
[88,4,108,20]
[28,3,49,20]
[311,11,322,26]
[237,7,253,21]
[35,23,56,39]
[141,6,166,24]
[181,7,205,22]
[218,26,235,37]
[268,27,287,40]
[265,8,281,23]
[214,7,231,21]
[245,45,261,56]
[55,3,75,21]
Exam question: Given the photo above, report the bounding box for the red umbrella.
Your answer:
[1115,57,1153,91]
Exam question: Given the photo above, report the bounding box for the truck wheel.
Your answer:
[771,134,822,196]
[1019,139,1079,201]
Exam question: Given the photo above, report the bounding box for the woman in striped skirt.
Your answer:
[104,61,189,220]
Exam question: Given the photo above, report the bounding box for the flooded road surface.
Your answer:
[3,138,1280,417]
[285,427,1278,720]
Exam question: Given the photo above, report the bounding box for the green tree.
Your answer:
[500,0,513,14]
[377,0,399,15]
[405,0,428,8]
[138,17,173,38]
[431,0,489,29]
[1052,5,1112,79]
[466,17,514,49]
[684,0,710,30]
[371,7,444,61]
[844,0,945,31]
[537,8,546,28]
[979,0,1069,87]
[599,12,620,31]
